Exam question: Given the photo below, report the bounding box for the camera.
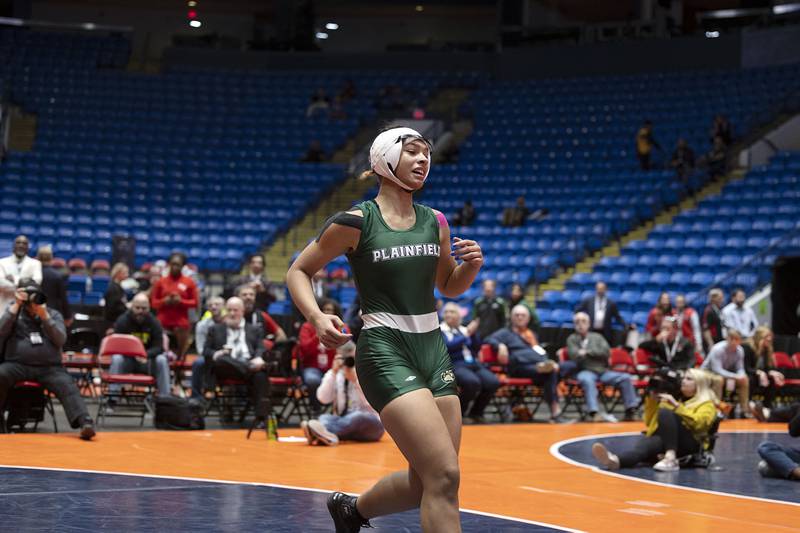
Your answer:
[343,355,356,368]
[647,367,682,398]
[22,285,46,306]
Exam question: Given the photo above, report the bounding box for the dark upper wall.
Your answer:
[163,33,743,79]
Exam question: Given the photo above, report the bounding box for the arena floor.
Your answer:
[0,419,797,532]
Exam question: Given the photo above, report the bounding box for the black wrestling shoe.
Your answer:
[327,492,371,532]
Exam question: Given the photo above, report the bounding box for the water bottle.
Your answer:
[267,414,279,441]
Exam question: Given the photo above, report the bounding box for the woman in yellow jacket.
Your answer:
[592,368,718,472]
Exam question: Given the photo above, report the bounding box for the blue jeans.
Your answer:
[191,358,205,398]
[319,411,384,442]
[303,367,323,411]
[758,441,800,479]
[510,363,559,410]
[576,369,637,414]
[109,354,171,398]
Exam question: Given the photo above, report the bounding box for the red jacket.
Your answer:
[150,274,198,329]
[646,307,675,337]
[296,321,349,372]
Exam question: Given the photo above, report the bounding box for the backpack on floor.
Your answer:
[154,396,205,430]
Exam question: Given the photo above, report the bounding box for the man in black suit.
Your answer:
[203,296,271,422]
[575,281,626,346]
[36,246,71,327]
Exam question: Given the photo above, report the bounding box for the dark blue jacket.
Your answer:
[484,327,546,368]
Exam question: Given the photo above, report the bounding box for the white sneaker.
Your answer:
[300,420,315,445]
[307,419,339,446]
[592,412,619,423]
[653,457,680,472]
[592,443,620,470]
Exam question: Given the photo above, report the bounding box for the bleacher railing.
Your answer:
[690,223,800,309]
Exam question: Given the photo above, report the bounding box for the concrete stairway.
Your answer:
[6,107,37,152]
[527,169,746,302]
[263,177,375,283]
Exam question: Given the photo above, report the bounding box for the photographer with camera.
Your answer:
[301,341,384,446]
[638,317,695,371]
[0,279,95,439]
[592,368,718,472]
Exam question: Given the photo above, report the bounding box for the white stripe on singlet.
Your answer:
[361,311,440,334]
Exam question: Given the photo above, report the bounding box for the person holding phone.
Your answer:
[301,341,384,446]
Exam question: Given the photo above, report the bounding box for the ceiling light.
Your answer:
[189,20,202,28]
[415,5,424,12]
[315,32,329,39]
[188,1,197,6]
[705,30,720,38]
[325,22,339,30]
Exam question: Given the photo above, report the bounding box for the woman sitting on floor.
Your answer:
[592,368,718,472]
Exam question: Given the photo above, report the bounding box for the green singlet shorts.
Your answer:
[355,327,458,413]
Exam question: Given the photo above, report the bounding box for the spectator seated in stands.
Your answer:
[702,288,725,353]
[440,302,500,424]
[329,96,348,121]
[451,199,475,227]
[301,341,384,446]
[471,279,508,341]
[744,326,784,413]
[638,317,694,371]
[575,281,626,346]
[670,138,695,183]
[646,292,674,339]
[0,279,94,439]
[508,283,540,334]
[336,79,356,102]
[36,245,71,328]
[564,312,638,422]
[501,196,529,227]
[704,135,728,179]
[300,140,326,162]
[190,296,226,399]
[297,298,345,415]
[150,252,198,357]
[756,404,800,481]
[722,288,758,339]
[592,369,718,472]
[709,114,733,146]
[305,88,330,118]
[700,329,749,418]
[237,285,287,350]
[103,262,130,328]
[674,294,702,354]
[0,235,42,285]
[228,254,273,311]
[484,305,566,422]
[109,292,171,400]
[203,297,272,424]
[752,402,800,424]
[635,119,661,171]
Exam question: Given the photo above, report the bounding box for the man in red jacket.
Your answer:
[150,252,198,357]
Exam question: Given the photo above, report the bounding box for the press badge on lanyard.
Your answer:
[30,332,43,345]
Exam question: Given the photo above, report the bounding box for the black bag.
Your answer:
[5,386,46,430]
[154,396,205,430]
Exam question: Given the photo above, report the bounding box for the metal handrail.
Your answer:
[690,223,800,308]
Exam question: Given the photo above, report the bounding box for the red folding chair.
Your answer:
[480,344,544,422]
[3,381,58,433]
[96,334,155,426]
[605,348,649,410]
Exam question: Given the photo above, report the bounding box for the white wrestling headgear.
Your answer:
[369,127,432,190]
